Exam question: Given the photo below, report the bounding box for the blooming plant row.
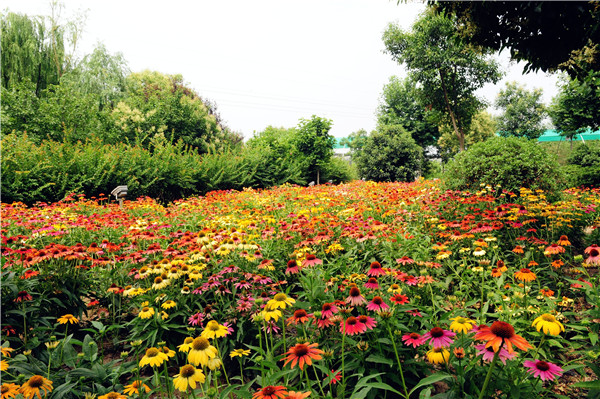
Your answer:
[1,180,599,398]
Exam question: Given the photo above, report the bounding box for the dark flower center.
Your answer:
[347,317,357,326]
[490,321,515,339]
[430,327,444,338]
[370,262,381,269]
[274,293,287,301]
[410,333,420,339]
[367,278,377,284]
[146,348,159,357]
[349,287,361,297]
[192,337,209,351]
[322,303,332,311]
[358,315,368,323]
[293,344,309,357]
[263,387,276,395]
[372,296,383,305]
[536,361,550,371]
[181,364,196,378]
[306,254,316,260]
[294,309,308,318]
[590,249,599,257]
[287,260,297,267]
[28,375,45,388]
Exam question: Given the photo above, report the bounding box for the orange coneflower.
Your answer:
[475,321,532,353]
[551,259,564,269]
[19,375,53,399]
[512,245,524,254]
[1,383,20,399]
[514,268,536,282]
[252,386,288,399]
[286,309,313,325]
[283,342,323,370]
[544,243,565,256]
[557,235,571,246]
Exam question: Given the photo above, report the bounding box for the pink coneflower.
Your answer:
[285,260,300,274]
[321,302,339,318]
[396,256,414,265]
[405,276,418,286]
[523,359,564,381]
[223,321,234,336]
[394,271,409,281]
[544,243,565,256]
[357,315,377,330]
[407,309,423,317]
[188,312,204,326]
[364,278,379,290]
[236,297,254,312]
[262,320,281,334]
[303,254,322,267]
[346,287,367,306]
[367,261,386,276]
[254,275,272,284]
[215,285,231,295]
[402,332,426,348]
[234,280,252,290]
[390,294,409,305]
[584,245,600,265]
[316,317,334,328]
[423,327,456,348]
[367,296,390,312]
[475,344,516,365]
[340,316,367,335]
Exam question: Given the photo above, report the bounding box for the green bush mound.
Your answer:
[565,144,600,187]
[443,136,564,196]
[1,133,353,204]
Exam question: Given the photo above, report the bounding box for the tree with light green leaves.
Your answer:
[294,115,334,185]
[382,10,501,152]
[438,111,497,162]
[495,81,546,140]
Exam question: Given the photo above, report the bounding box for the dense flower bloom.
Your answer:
[252,386,288,399]
[340,316,366,335]
[475,321,532,353]
[346,287,366,306]
[283,342,323,370]
[187,337,218,367]
[173,364,206,392]
[449,316,475,334]
[426,347,450,364]
[423,327,456,348]
[402,332,425,348]
[139,347,169,368]
[123,380,150,396]
[201,320,228,339]
[532,314,564,336]
[514,268,536,282]
[366,296,389,311]
[57,314,79,324]
[267,293,296,310]
[19,375,53,399]
[475,344,516,365]
[523,359,564,381]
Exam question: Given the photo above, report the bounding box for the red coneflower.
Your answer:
[367,296,389,312]
[283,342,323,370]
[551,259,564,269]
[357,315,377,330]
[390,293,409,305]
[252,385,288,399]
[340,316,366,335]
[364,278,379,290]
[286,309,313,325]
[512,245,524,254]
[346,287,366,306]
[422,327,456,348]
[285,260,299,274]
[302,254,322,267]
[14,291,33,302]
[544,243,565,256]
[321,302,339,318]
[367,261,386,276]
[475,321,532,353]
[402,332,425,348]
[396,256,414,265]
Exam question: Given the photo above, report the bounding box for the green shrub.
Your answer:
[355,125,423,182]
[443,136,564,196]
[321,156,358,184]
[566,144,600,187]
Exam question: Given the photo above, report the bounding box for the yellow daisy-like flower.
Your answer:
[187,337,218,367]
[161,300,176,309]
[449,316,476,334]
[1,383,20,399]
[98,392,127,399]
[261,304,282,322]
[1,359,8,371]
[152,276,170,290]
[138,306,155,320]
[178,337,194,353]
[161,311,169,320]
[173,364,205,392]
[201,320,228,339]
[1,346,14,357]
[426,347,450,364]
[45,341,59,349]
[160,346,176,358]
[123,380,150,396]
[57,314,79,324]
[19,375,53,399]
[230,348,251,358]
[267,293,296,310]
[139,347,169,368]
[207,357,223,370]
[532,313,565,336]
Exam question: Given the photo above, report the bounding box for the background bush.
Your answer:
[565,143,600,187]
[443,136,565,196]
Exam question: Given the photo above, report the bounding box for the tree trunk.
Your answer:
[439,70,464,152]
[317,168,320,185]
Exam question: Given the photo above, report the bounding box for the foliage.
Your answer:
[566,144,600,187]
[549,70,600,140]
[294,115,335,184]
[495,81,546,140]
[383,10,501,152]
[355,125,423,182]
[444,136,564,196]
[339,129,368,162]
[376,76,439,149]
[431,1,600,77]
[438,111,497,161]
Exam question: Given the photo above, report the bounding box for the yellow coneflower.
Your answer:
[178,337,194,353]
[123,380,150,396]
[230,348,251,358]
[426,347,450,364]
[152,276,170,290]
[139,347,169,368]
[138,306,155,320]
[19,375,53,399]
[514,268,536,282]
[201,320,228,339]
[161,300,177,309]
[98,393,127,399]
[532,314,565,336]
[267,293,295,310]
[449,316,475,334]
[187,337,218,367]
[57,314,79,325]
[173,364,205,392]
[1,383,20,399]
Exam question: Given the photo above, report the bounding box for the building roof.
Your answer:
[538,129,600,142]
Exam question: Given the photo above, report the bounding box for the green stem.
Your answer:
[304,366,311,391]
[59,324,68,364]
[341,331,346,399]
[163,362,172,398]
[313,365,327,398]
[239,358,244,383]
[258,324,265,383]
[478,340,503,399]
[388,326,409,399]
[213,340,229,387]
[22,303,27,345]
[154,367,165,398]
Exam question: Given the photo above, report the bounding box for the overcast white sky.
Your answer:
[3,0,560,139]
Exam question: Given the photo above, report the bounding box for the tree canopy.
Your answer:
[495,82,546,140]
[294,115,334,184]
[383,10,501,152]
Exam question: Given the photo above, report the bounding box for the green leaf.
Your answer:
[365,354,394,366]
[408,373,453,397]
[589,332,598,346]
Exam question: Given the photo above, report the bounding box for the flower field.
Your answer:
[1,180,599,399]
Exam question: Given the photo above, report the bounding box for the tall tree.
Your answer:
[430,1,600,78]
[294,115,334,185]
[438,111,497,161]
[495,82,546,140]
[376,76,439,149]
[383,10,501,152]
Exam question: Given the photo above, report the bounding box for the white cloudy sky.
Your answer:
[3,0,560,139]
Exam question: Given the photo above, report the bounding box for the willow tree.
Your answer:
[383,10,501,152]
